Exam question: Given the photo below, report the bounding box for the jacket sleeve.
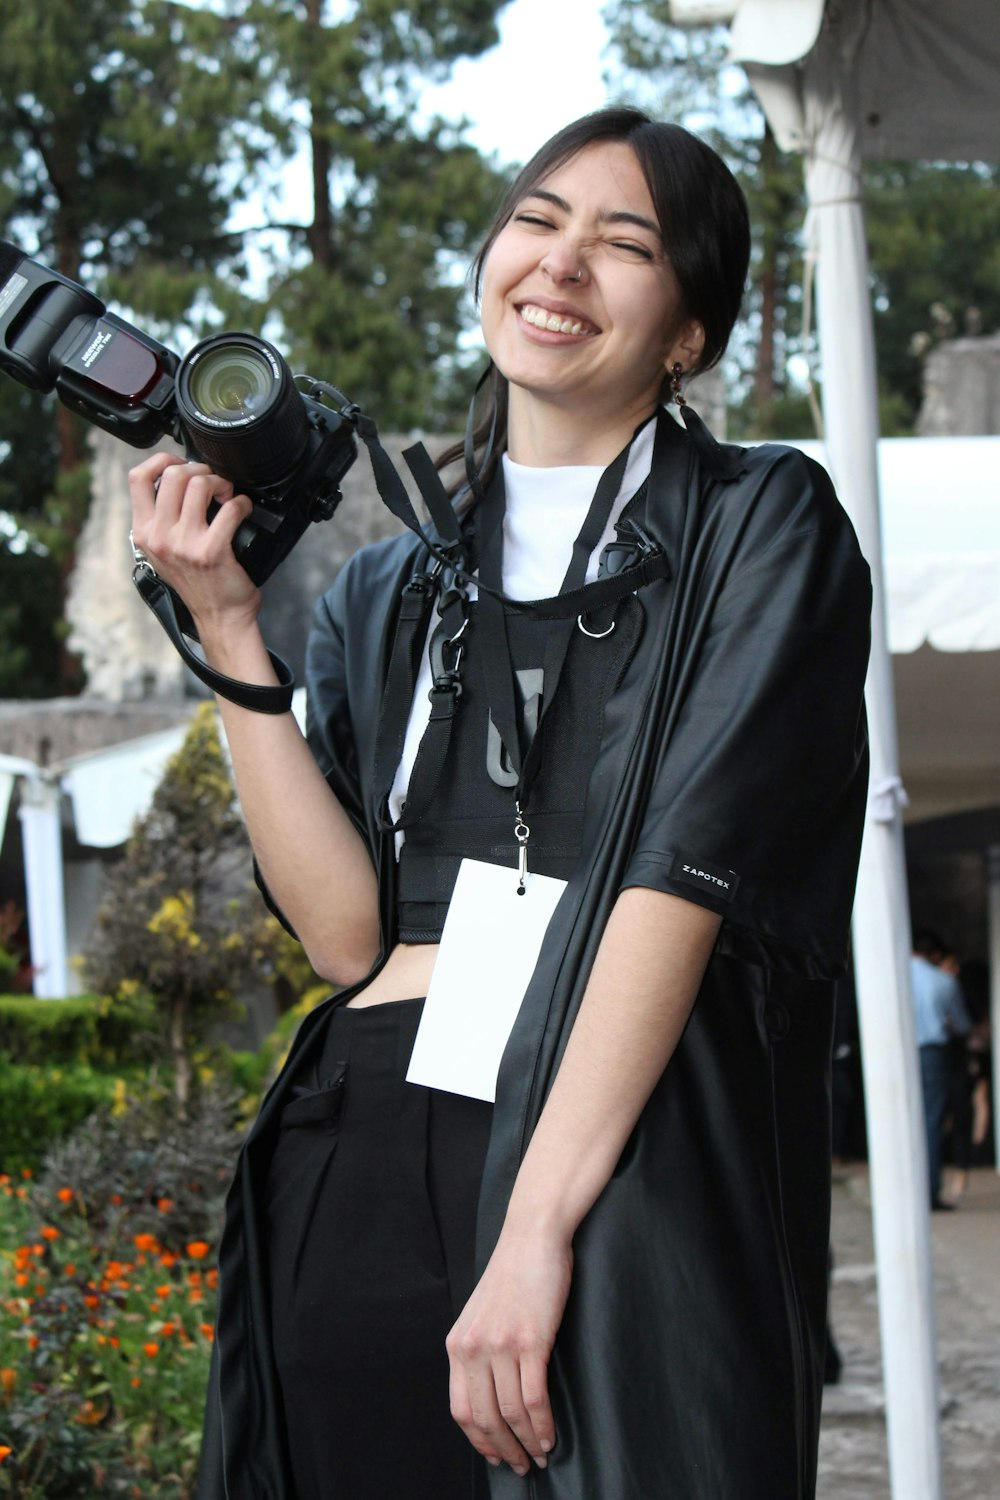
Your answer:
[621,452,872,979]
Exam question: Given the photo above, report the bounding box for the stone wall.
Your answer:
[917,333,1000,436]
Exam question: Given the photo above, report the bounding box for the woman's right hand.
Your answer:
[128,452,260,640]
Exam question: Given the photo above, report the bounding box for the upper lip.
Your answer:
[516,295,600,331]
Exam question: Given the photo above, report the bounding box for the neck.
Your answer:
[505,389,659,468]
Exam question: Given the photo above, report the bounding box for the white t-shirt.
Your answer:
[387,418,656,833]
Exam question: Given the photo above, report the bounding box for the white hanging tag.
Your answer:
[406,858,568,1102]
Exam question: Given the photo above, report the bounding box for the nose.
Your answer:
[540,234,588,286]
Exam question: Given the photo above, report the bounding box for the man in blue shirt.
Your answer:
[911,931,971,1209]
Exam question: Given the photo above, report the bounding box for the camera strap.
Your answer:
[131,554,295,714]
[352,411,672,618]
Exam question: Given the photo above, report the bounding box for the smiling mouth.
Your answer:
[518,303,598,337]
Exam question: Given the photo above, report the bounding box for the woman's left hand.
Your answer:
[447,1227,573,1476]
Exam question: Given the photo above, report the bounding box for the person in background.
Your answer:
[910,931,971,1210]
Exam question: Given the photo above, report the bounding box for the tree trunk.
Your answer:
[170,994,191,1120]
[304,0,333,270]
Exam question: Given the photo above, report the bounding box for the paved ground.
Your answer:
[817,1165,1000,1499]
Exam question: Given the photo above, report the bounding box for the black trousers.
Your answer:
[266,997,494,1500]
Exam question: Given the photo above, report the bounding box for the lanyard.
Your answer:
[475,442,633,816]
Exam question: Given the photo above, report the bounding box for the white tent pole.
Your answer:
[803,22,943,1500]
[988,846,1000,1174]
[18,774,69,999]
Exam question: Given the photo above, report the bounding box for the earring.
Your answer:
[669,362,687,407]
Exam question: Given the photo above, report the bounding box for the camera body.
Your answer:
[0,241,358,584]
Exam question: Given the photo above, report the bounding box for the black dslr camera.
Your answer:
[0,241,359,585]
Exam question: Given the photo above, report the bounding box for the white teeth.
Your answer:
[520,304,593,336]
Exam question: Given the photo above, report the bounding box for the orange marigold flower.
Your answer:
[186,1241,210,1261]
[109,1336,121,1348]
[1,1367,15,1393]
[161,1321,178,1337]
[110,1193,123,1206]
[21,1168,32,1179]
[188,1289,204,1305]
[105,1261,124,1279]
[155,1284,171,1299]
[143,1342,160,1358]
[84,1295,100,1309]
[96,1335,106,1345]
[30,1244,44,1257]
[133,1234,158,1253]
[0,1174,9,1185]
[199,1322,214,1341]
[56,1187,74,1203]
[64,1262,76,1277]
[14,1274,28,1288]
[156,1197,175,1213]
[159,1251,178,1268]
[14,1187,26,1199]
[131,1376,141,1387]
[206,1268,218,1289]
[0,1445,11,1463]
[149,1301,161,1313]
[75,1398,105,1426]
[40,1226,59,1241]
[26,1336,38,1350]
[187,1271,203,1287]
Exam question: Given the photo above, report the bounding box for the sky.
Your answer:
[420,0,614,165]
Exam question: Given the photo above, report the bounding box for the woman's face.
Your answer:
[480,141,703,435]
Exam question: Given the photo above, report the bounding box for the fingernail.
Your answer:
[487,1457,501,1468]
[541,1438,554,1453]
[513,1464,529,1477]
[534,1455,548,1469]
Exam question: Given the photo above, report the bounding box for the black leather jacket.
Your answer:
[199,410,871,1500]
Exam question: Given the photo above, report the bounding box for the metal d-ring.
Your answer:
[577,613,616,639]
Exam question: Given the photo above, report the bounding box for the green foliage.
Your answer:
[83,705,292,1112]
[0,1062,124,1177]
[245,0,511,430]
[864,160,1000,426]
[0,995,155,1070]
[0,1086,238,1496]
[603,4,1000,437]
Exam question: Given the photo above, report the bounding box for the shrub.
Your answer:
[0,1064,126,1179]
[0,1083,243,1497]
[0,994,156,1070]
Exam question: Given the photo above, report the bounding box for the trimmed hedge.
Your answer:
[0,1060,127,1175]
[0,992,154,1068]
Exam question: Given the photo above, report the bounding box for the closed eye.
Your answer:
[611,240,655,260]
[514,212,556,229]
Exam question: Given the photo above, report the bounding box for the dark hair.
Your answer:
[440,107,751,491]
[913,930,946,960]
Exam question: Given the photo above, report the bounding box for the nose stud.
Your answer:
[567,269,583,283]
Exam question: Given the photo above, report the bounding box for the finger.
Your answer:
[449,1364,502,1470]
[128,452,187,537]
[452,1361,532,1476]
[519,1351,556,1458]
[154,464,234,532]
[494,1351,549,1469]
[467,1366,532,1477]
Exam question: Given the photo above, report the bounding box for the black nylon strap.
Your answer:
[476,441,634,793]
[132,566,295,713]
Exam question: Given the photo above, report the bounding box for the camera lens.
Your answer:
[176,333,311,490]
[186,344,274,422]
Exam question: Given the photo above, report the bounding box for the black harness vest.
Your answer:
[396,592,645,940]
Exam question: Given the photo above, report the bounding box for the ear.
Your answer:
[666,319,705,376]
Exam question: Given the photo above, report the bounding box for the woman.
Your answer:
[130,108,871,1500]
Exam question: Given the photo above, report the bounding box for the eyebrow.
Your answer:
[524,188,662,240]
